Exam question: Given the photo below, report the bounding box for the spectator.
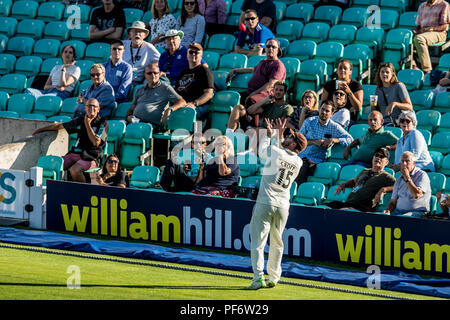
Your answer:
[176,0,206,48]
[25,45,80,101]
[89,0,126,42]
[330,89,351,128]
[383,151,432,217]
[321,60,363,123]
[226,81,293,132]
[147,0,177,50]
[287,90,319,131]
[235,9,275,57]
[391,110,435,172]
[240,0,277,32]
[193,135,240,197]
[313,0,349,11]
[126,63,186,132]
[32,98,108,183]
[226,38,286,108]
[123,21,161,83]
[433,71,450,94]
[295,101,353,184]
[198,0,231,36]
[372,62,413,126]
[436,191,450,217]
[96,154,129,187]
[103,40,133,103]
[174,43,214,121]
[413,0,450,75]
[328,147,396,212]
[74,64,116,119]
[160,135,210,191]
[343,110,398,167]
[119,0,149,11]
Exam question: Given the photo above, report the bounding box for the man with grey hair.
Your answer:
[74,63,116,119]
[383,151,432,217]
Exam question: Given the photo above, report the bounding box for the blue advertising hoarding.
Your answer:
[46,180,450,277]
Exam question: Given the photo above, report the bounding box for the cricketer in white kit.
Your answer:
[248,118,307,290]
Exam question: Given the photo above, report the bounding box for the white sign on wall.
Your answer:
[0,169,30,220]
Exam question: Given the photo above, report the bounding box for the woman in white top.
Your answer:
[176,0,206,47]
[147,0,177,50]
[26,45,80,100]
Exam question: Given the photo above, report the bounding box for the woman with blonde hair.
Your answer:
[373,62,413,126]
[193,135,240,197]
[287,89,319,131]
[147,0,177,49]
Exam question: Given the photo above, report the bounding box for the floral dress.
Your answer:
[149,14,177,50]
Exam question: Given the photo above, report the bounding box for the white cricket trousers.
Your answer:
[249,202,289,284]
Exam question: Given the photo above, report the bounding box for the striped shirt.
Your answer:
[416,0,450,28]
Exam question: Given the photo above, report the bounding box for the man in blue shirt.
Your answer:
[103,40,133,103]
[296,100,353,184]
[235,9,275,57]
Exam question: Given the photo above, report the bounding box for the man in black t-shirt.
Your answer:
[240,0,277,32]
[175,43,214,121]
[89,0,126,42]
[32,98,109,183]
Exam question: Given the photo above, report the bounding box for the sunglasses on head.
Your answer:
[245,16,257,21]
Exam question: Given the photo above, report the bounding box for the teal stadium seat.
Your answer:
[312,5,342,25]
[112,102,131,120]
[385,126,403,139]
[293,59,327,103]
[437,53,450,71]
[432,92,450,114]
[119,122,153,169]
[63,3,92,24]
[379,9,399,30]
[236,152,259,177]
[15,18,45,39]
[228,72,252,93]
[0,0,12,17]
[0,74,27,95]
[435,112,450,133]
[226,130,249,154]
[22,113,46,120]
[285,3,314,23]
[129,166,160,189]
[43,21,70,41]
[351,0,379,7]
[273,1,286,21]
[10,0,38,20]
[205,34,236,54]
[327,24,357,46]
[438,154,450,176]
[7,93,35,116]
[410,90,434,112]
[208,90,240,134]
[59,97,78,117]
[247,55,266,68]
[0,17,18,37]
[241,175,262,188]
[47,115,72,123]
[202,50,220,70]
[293,182,326,206]
[0,53,16,75]
[39,57,63,76]
[341,7,368,28]
[382,28,413,71]
[429,132,450,154]
[276,20,303,41]
[342,43,372,81]
[123,8,144,28]
[33,38,61,59]
[397,68,424,91]
[105,119,126,155]
[37,155,64,186]
[217,53,247,72]
[301,22,330,43]
[361,84,377,107]
[314,41,344,76]
[286,39,317,61]
[398,11,417,30]
[5,36,34,57]
[307,161,341,187]
[324,185,352,204]
[430,150,443,169]
[84,42,111,63]
[33,95,62,117]
[153,107,196,141]
[380,0,407,14]
[416,110,441,133]
[427,172,446,194]
[37,1,65,22]
[353,27,385,59]
[0,91,9,110]
[0,110,19,118]
[61,40,87,60]
[349,123,369,139]
[336,164,365,185]
[279,56,300,89]
[75,60,95,81]
[69,23,90,42]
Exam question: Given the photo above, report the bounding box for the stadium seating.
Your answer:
[327,24,357,46]
[37,155,64,186]
[0,53,16,75]
[5,36,34,56]
[33,38,61,59]
[59,97,78,118]
[336,164,366,185]
[119,122,153,169]
[293,59,327,103]
[0,73,27,94]
[276,20,304,41]
[129,165,160,190]
[285,3,314,23]
[293,181,326,206]
[217,53,247,72]
[429,132,450,154]
[341,7,368,27]
[10,0,39,20]
[397,68,423,91]
[153,107,196,142]
[36,1,65,22]
[410,90,434,112]
[43,21,70,41]
[314,41,344,75]
[416,110,441,133]
[301,22,330,43]
[312,5,342,26]
[286,39,317,61]
[205,34,236,55]
[208,90,240,134]
[307,161,341,187]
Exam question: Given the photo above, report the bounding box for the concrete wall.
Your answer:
[0,117,69,171]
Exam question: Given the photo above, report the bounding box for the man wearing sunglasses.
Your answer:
[329,147,396,212]
[174,43,214,121]
[33,98,108,183]
[73,64,116,119]
[235,9,274,57]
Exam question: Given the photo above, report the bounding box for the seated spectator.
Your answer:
[26,45,80,101]
[436,191,450,217]
[174,43,214,121]
[321,60,363,123]
[235,9,275,57]
[287,90,319,131]
[147,0,177,50]
[193,135,240,197]
[32,98,108,183]
[160,135,210,192]
[391,110,435,172]
[296,101,353,184]
[126,63,186,131]
[176,0,206,48]
[413,0,450,75]
[119,0,149,11]
[343,110,398,168]
[433,71,450,94]
[89,0,126,42]
[240,0,277,32]
[226,38,286,107]
[383,151,432,217]
[198,0,232,36]
[96,154,129,187]
[327,147,396,212]
[74,64,116,119]
[226,81,293,132]
[313,0,349,11]
[330,89,351,128]
[372,62,413,126]
[123,21,161,83]
[103,40,133,103]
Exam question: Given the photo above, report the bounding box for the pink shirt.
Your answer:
[416,0,450,28]
[248,59,286,93]
[198,0,227,24]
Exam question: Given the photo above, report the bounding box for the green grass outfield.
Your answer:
[0,244,442,301]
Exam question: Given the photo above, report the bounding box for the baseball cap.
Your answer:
[162,29,184,40]
[374,147,389,159]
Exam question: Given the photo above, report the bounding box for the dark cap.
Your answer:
[374,147,390,159]
[289,128,307,153]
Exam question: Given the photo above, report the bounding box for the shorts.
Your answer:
[63,153,97,171]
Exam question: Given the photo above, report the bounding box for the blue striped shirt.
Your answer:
[299,116,353,163]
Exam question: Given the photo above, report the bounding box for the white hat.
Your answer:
[127,21,149,35]
[162,29,184,40]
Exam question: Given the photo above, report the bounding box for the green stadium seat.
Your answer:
[153,107,196,141]
[37,1,64,22]
[63,3,92,24]
[0,74,27,95]
[418,128,431,146]
[416,110,441,133]
[0,17,17,37]
[432,92,450,114]
[427,172,446,194]
[376,192,392,212]
[276,20,303,41]
[398,11,417,30]
[351,0,379,7]
[286,39,317,61]
[237,152,259,177]
[438,154,450,176]
[397,68,424,91]
[0,53,16,75]
[429,132,450,154]
[228,72,252,93]
[0,90,8,110]
[285,3,314,23]
[349,123,369,139]
[217,53,248,72]
[437,53,450,71]
[15,18,45,40]
[342,43,372,81]
[379,9,399,30]
[202,50,220,71]
[84,42,111,63]
[39,57,63,76]
[59,97,77,117]
[10,0,38,20]
[380,0,407,14]
[301,22,330,43]
[292,59,327,103]
[69,23,90,42]
[0,110,19,118]
[435,112,450,134]
[410,89,434,112]
[279,56,300,89]
[43,21,70,41]
[47,115,72,123]
[0,0,12,17]
[112,101,131,120]
[336,164,366,185]
[327,24,357,46]
[382,28,413,71]
[312,5,342,25]
[307,161,341,187]
[37,155,64,186]
[361,84,377,107]
[293,182,326,206]
[205,33,236,55]
[384,126,403,139]
[247,55,266,68]
[129,165,160,189]
[229,0,243,16]
[119,122,153,169]
[341,7,368,28]
[33,38,61,59]
[208,90,240,134]
[7,93,35,115]
[123,8,144,28]
[105,119,126,155]
[33,95,62,117]
[353,27,385,59]
[212,70,228,91]
[324,185,351,203]
[314,41,344,75]
[22,113,46,120]
[5,36,35,57]
[14,55,42,77]
[75,59,95,82]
